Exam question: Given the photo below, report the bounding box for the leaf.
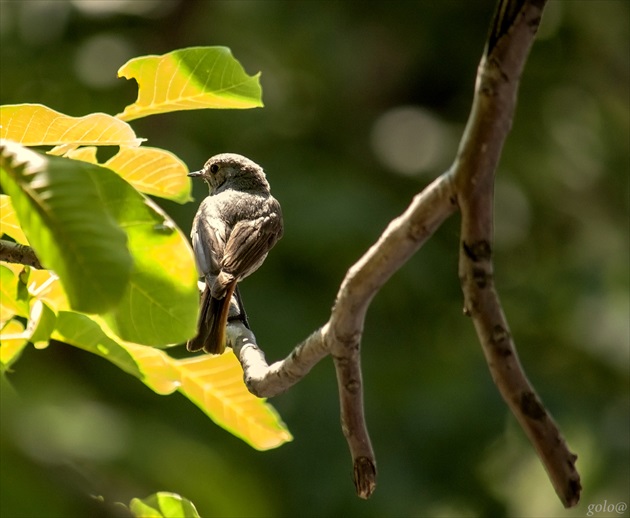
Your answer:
[97,179,198,346]
[176,353,293,451]
[0,104,143,147]
[129,492,200,518]
[52,311,146,383]
[0,140,133,314]
[64,146,98,163]
[53,311,292,450]
[105,146,192,203]
[0,194,28,244]
[0,265,27,323]
[116,46,263,121]
[3,263,69,313]
[66,146,192,203]
[26,299,56,349]
[0,319,28,373]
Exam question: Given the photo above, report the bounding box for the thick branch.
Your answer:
[454,0,581,508]
[0,239,44,269]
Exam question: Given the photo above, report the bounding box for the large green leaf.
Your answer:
[116,46,263,121]
[53,311,145,382]
[96,175,199,345]
[0,140,133,314]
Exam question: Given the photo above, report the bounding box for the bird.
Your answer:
[186,153,283,355]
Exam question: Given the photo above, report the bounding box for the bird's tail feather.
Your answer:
[187,281,238,355]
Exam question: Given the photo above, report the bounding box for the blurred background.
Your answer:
[1,1,628,517]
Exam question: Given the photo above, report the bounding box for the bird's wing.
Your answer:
[221,207,283,279]
[191,208,225,277]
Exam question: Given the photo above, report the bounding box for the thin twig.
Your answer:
[0,239,44,269]
[454,0,581,508]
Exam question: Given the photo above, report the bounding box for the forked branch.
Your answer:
[228,0,580,507]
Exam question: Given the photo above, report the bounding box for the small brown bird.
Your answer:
[186,153,283,354]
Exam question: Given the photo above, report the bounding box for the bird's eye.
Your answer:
[209,164,219,174]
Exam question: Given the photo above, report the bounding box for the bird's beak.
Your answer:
[187,169,203,178]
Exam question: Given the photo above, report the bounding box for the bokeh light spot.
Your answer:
[371,106,453,176]
[74,33,135,89]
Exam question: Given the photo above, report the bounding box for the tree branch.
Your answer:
[228,173,457,498]
[0,239,44,269]
[454,0,581,508]
[227,0,581,507]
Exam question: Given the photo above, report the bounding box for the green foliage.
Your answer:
[0,142,133,314]
[128,492,201,518]
[0,47,291,481]
[117,46,264,120]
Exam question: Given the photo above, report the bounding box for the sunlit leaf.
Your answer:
[105,146,192,203]
[0,194,28,243]
[0,104,143,146]
[65,145,192,203]
[3,263,69,313]
[0,140,133,314]
[53,311,146,383]
[116,46,263,121]
[52,311,292,450]
[64,146,98,163]
[26,299,56,349]
[0,319,28,372]
[176,353,293,451]
[129,492,200,518]
[98,186,198,346]
[0,265,27,324]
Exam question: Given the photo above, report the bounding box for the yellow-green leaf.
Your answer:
[0,265,26,324]
[105,146,192,203]
[64,146,98,163]
[52,311,292,450]
[175,353,293,451]
[0,319,28,372]
[26,299,56,349]
[116,46,263,121]
[0,104,143,147]
[3,263,69,313]
[129,492,200,518]
[0,194,28,244]
[64,146,192,203]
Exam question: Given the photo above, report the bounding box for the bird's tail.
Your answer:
[186,281,237,355]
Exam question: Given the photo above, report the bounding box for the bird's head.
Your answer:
[188,153,270,194]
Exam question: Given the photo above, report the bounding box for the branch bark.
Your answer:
[454,0,581,508]
[0,239,43,269]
